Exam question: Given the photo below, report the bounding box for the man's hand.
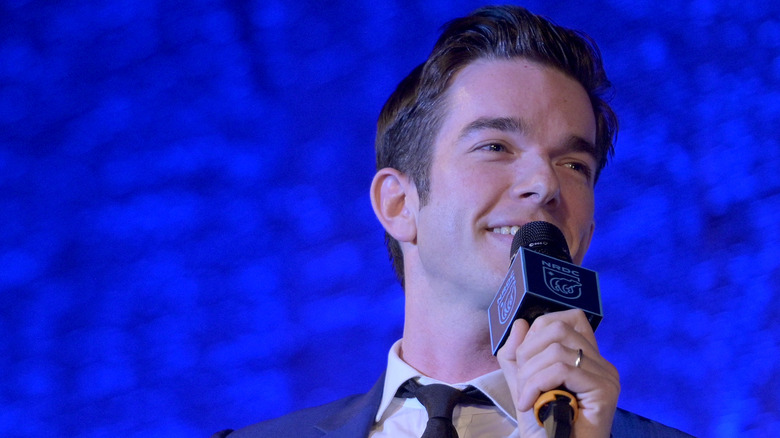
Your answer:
[496,309,620,438]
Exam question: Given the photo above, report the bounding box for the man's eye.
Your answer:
[564,162,593,178]
[480,143,506,152]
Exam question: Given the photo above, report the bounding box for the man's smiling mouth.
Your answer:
[491,226,521,236]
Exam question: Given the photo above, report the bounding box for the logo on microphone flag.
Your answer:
[497,271,517,325]
[543,266,582,300]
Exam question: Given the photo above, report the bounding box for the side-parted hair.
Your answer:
[375,5,618,286]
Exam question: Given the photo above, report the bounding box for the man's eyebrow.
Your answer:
[457,116,525,141]
[565,135,599,160]
[457,116,599,160]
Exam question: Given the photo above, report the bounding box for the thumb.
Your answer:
[496,318,530,368]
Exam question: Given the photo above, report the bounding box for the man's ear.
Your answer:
[370,167,418,243]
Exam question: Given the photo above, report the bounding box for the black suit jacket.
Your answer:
[213,375,694,437]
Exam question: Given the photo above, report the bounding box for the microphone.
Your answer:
[487,221,603,438]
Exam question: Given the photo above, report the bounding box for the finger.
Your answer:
[516,318,597,367]
[517,342,618,390]
[516,356,619,411]
[496,318,530,366]
[524,309,599,353]
[519,334,619,384]
[496,318,531,410]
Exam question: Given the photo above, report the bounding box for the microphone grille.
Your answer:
[511,221,573,263]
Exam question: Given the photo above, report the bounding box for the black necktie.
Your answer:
[395,379,493,438]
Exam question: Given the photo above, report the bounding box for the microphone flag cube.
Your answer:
[488,247,602,355]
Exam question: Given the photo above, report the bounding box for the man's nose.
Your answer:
[510,155,561,207]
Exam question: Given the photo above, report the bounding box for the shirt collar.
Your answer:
[374,339,517,424]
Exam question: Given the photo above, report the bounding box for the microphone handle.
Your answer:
[534,388,578,438]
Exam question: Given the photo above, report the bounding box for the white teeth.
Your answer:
[492,226,521,236]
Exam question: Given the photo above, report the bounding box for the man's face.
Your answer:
[411,58,598,306]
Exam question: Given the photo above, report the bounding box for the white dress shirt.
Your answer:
[369,340,518,438]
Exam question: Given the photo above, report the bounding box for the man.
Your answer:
[214,5,693,437]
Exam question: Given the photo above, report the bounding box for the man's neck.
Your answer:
[400,291,500,383]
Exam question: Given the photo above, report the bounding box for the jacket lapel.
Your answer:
[315,374,385,437]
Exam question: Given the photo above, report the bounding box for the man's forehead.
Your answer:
[437,61,596,135]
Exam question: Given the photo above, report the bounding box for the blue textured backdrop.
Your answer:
[2,1,779,437]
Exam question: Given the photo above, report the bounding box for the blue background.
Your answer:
[2,1,779,437]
